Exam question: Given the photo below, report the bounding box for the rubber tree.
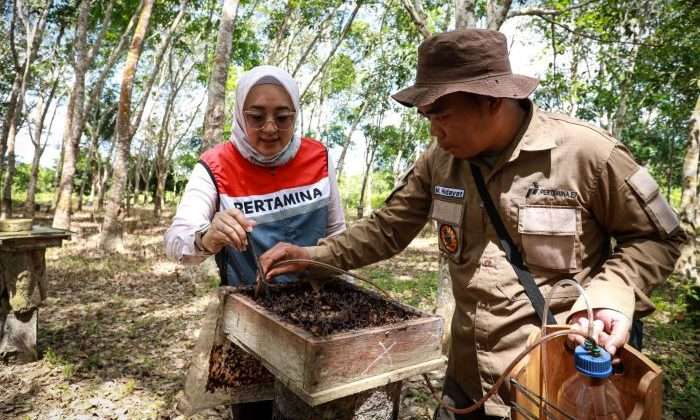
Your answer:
[53,0,114,229]
[97,0,155,251]
[0,0,51,218]
[201,0,240,152]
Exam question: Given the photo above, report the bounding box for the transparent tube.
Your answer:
[540,279,595,417]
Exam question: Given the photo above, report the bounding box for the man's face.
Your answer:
[417,92,497,159]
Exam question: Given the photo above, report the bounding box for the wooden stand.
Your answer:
[0,226,70,363]
[510,325,663,420]
[272,379,402,420]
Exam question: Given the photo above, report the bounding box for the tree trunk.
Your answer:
[153,166,167,219]
[271,379,401,419]
[125,169,132,216]
[454,0,477,29]
[290,2,343,77]
[399,0,431,39]
[128,0,189,145]
[299,2,361,101]
[99,0,155,251]
[96,155,110,212]
[95,139,115,214]
[335,101,368,180]
[1,0,51,218]
[77,177,85,212]
[486,0,513,30]
[675,92,700,285]
[133,155,143,206]
[53,0,92,229]
[142,159,154,205]
[0,76,22,177]
[201,0,240,151]
[1,125,18,218]
[53,136,65,192]
[266,0,293,65]
[25,67,60,218]
[26,147,42,219]
[357,139,377,219]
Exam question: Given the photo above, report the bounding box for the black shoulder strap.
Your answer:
[469,163,556,325]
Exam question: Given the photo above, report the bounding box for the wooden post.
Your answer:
[0,227,70,363]
[0,249,45,363]
[272,379,402,420]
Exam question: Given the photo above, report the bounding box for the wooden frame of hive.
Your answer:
[221,281,447,406]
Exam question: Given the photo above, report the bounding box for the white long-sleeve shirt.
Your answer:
[164,159,346,265]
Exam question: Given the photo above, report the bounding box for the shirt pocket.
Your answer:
[430,198,465,264]
[518,205,582,273]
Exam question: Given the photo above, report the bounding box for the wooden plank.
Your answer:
[283,357,446,406]
[223,292,308,385]
[0,238,66,251]
[304,316,443,392]
[0,226,71,243]
[0,219,33,232]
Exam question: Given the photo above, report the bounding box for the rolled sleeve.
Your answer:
[575,145,686,318]
[164,163,218,264]
[304,144,434,270]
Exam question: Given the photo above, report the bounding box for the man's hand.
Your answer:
[259,242,311,281]
[568,308,631,359]
[202,208,256,253]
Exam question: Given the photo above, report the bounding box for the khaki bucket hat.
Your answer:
[392,29,539,108]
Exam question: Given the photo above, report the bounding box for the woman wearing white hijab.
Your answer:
[165,65,345,286]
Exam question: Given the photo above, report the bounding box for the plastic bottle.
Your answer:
[556,343,625,419]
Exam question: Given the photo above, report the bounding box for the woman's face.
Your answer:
[243,84,296,157]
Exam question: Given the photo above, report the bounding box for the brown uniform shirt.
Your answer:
[307,102,684,417]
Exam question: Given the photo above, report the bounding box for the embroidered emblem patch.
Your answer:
[439,224,459,253]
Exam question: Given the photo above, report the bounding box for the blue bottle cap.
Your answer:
[574,344,613,378]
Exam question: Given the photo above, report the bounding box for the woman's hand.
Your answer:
[202,208,256,253]
[259,242,311,281]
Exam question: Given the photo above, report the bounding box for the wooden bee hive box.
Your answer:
[222,279,446,406]
[0,218,33,232]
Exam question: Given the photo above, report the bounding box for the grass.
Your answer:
[44,347,77,380]
[646,278,700,418]
[361,267,437,311]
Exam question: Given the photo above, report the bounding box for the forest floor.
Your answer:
[0,208,698,419]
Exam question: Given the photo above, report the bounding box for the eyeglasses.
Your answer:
[243,110,296,130]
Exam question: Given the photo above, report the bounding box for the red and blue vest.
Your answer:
[199,137,330,285]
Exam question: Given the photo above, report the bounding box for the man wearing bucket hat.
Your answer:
[260,29,685,418]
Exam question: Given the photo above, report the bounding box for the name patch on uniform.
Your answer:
[526,182,577,199]
[434,185,465,199]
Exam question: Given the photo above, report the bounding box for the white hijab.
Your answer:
[231,65,301,167]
